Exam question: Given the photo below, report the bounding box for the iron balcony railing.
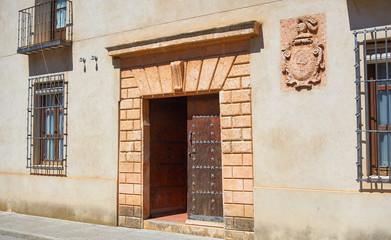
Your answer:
[17,0,73,54]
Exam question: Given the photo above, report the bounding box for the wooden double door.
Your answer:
[149,94,223,222]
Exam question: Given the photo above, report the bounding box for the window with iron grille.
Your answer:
[27,74,68,176]
[355,27,391,182]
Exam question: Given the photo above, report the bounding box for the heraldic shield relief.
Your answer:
[281,16,325,90]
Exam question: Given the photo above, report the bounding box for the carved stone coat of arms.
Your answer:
[281,15,326,90]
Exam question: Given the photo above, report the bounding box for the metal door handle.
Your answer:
[189,131,193,144]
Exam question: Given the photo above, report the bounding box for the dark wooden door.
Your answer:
[150,97,187,217]
[187,94,223,222]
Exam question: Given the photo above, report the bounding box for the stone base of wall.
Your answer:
[225,229,254,240]
[118,216,142,228]
[118,205,143,228]
[225,217,254,232]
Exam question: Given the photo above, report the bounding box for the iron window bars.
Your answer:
[17,0,73,54]
[355,27,391,182]
[27,74,68,176]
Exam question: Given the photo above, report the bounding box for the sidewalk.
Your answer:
[0,211,221,240]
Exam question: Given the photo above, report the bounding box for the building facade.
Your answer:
[1,0,391,239]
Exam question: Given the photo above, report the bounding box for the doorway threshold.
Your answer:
[144,216,224,239]
[185,218,224,228]
[150,212,187,223]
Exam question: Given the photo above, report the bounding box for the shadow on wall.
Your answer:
[250,25,264,54]
[29,47,73,77]
[360,182,391,193]
[347,0,391,30]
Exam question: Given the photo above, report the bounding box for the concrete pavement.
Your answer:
[0,234,22,240]
[0,211,221,240]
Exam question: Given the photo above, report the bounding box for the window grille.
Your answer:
[27,74,68,176]
[354,27,391,182]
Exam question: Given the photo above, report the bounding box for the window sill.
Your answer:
[30,160,65,170]
[362,175,391,183]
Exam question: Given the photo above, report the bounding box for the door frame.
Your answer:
[117,40,255,233]
[142,94,223,221]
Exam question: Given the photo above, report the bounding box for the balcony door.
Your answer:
[52,0,66,41]
[33,0,66,44]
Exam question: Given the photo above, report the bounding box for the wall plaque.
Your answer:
[281,14,326,90]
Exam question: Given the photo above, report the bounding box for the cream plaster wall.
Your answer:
[249,0,391,239]
[1,0,391,237]
[0,53,28,173]
[0,0,118,225]
[0,1,31,173]
[251,0,357,190]
[254,187,391,240]
[66,36,119,179]
[0,174,116,225]
[73,0,279,42]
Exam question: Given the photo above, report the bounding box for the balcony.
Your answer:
[17,0,73,55]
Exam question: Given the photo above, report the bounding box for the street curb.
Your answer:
[0,227,58,240]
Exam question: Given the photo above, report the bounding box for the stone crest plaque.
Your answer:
[281,14,326,90]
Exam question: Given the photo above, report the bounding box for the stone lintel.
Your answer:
[107,21,260,58]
